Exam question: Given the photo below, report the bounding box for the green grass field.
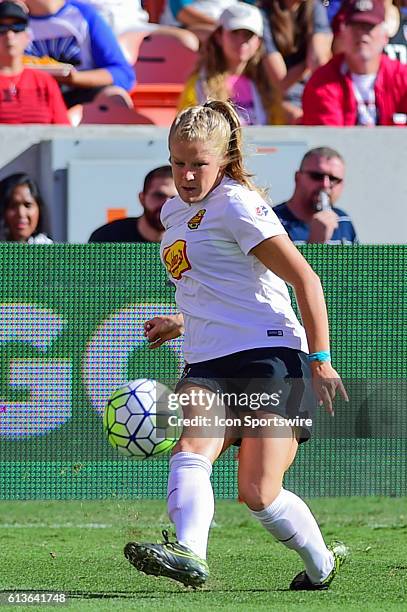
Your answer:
[0,498,406,611]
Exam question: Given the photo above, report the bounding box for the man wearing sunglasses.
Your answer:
[0,0,69,123]
[273,147,358,244]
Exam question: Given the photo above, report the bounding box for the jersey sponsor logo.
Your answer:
[187,209,206,230]
[267,330,283,336]
[162,240,191,280]
[255,205,269,217]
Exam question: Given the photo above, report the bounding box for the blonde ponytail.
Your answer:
[202,100,256,190]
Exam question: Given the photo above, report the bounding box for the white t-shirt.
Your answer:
[27,233,53,244]
[160,177,308,363]
[83,0,150,35]
[351,72,377,126]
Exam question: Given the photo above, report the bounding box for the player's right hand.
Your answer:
[144,314,184,349]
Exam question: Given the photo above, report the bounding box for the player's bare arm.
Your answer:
[251,234,348,414]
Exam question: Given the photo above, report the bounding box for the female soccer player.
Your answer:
[124,100,349,590]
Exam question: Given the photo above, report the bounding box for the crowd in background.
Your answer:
[0,147,359,245]
[0,0,405,126]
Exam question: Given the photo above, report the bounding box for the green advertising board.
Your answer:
[0,245,406,499]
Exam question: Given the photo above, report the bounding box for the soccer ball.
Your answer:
[103,379,179,460]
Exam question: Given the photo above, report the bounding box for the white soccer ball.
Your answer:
[103,379,179,460]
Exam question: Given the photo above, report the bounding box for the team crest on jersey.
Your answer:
[255,205,269,217]
[163,240,191,280]
[187,209,206,229]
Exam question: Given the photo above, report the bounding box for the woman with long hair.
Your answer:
[260,0,332,123]
[179,2,283,124]
[124,99,349,590]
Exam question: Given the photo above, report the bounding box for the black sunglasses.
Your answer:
[301,170,343,186]
[0,22,27,34]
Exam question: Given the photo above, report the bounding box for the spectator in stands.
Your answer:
[160,0,256,40]
[302,0,407,125]
[0,172,53,242]
[260,0,332,124]
[326,0,343,25]
[333,0,407,63]
[384,0,407,63]
[85,0,150,34]
[160,0,237,28]
[83,1,199,63]
[0,0,69,123]
[88,165,176,243]
[273,147,358,244]
[24,0,135,107]
[178,3,283,125]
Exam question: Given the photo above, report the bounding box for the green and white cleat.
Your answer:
[124,530,209,588]
[289,540,349,591]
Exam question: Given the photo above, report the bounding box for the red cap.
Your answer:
[345,0,385,26]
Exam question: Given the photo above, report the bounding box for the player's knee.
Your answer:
[238,481,281,511]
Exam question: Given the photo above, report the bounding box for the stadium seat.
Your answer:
[119,30,149,65]
[78,87,154,125]
[130,83,184,125]
[135,33,198,84]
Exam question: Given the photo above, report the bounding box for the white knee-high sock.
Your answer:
[167,451,214,560]
[250,488,334,583]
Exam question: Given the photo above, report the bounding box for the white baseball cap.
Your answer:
[219,2,264,38]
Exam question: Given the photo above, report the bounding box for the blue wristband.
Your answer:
[307,351,331,363]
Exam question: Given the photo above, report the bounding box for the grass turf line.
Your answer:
[0,498,406,611]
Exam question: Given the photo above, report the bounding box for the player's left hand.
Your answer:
[310,361,349,416]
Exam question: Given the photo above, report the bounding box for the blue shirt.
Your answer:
[273,202,358,245]
[26,0,135,91]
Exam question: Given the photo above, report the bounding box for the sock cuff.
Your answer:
[249,488,285,519]
[169,451,212,475]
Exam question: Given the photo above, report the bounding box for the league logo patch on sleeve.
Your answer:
[187,209,206,229]
[255,205,269,217]
[163,240,192,280]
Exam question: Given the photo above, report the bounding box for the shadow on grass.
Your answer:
[70,586,293,598]
[67,588,286,600]
[1,587,288,602]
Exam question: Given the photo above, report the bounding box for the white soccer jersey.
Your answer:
[160,177,308,363]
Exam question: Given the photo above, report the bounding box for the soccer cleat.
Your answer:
[124,529,209,588]
[289,540,349,591]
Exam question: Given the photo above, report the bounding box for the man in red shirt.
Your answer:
[0,0,69,123]
[302,0,407,126]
